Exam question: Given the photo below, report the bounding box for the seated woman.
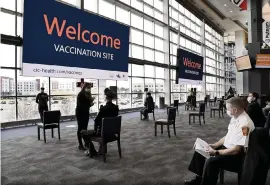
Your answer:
[84,91,119,156]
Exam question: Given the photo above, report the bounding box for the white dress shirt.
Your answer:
[224,111,255,149]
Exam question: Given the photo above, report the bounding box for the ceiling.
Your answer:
[188,0,270,35]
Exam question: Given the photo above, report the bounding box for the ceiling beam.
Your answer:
[200,0,226,20]
[177,0,224,35]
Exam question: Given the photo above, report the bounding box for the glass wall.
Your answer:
[169,0,205,103]
[0,0,225,123]
[205,24,225,99]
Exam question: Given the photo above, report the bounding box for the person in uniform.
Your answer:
[76,83,95,150]
[36,87,49,122]
[184,97,255,185]
[247,92,266,127]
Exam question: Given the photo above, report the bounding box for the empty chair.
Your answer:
[89,116,122,162]
[167,100,179,115]
[37,110,61,143]
[209,97,217,106]
[155,107,176,138]
[210,100,224,118]
[189,103,205,125]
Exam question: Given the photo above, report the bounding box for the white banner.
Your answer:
[263,21,270,47]
[178,78,203,85]
[22,63,128,80]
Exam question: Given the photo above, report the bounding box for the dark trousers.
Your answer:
[76,114,89,146]
[38,106,48,122]
[140,108,148,118]
[188,146,244,185]
[83,129,117,155]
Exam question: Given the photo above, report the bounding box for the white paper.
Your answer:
[194,138,212,159]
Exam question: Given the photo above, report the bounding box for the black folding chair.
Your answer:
[209,97,217,106]
[155,108,177,138]
[189,103,206,125]
[167,100,179,115]
[37,110,61,143]
[90,116,122,162]
[210,100,224,118]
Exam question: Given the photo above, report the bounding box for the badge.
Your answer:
[242,126,249,136]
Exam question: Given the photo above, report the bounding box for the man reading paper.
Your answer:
[185,97,255,185]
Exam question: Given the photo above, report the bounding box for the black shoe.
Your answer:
[184,176,202,185]
[85,150,98,156]
[78,145,87,150]
[142,117,149,120]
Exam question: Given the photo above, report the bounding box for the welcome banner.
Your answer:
[177,49,204,83]
[22,0,130,80]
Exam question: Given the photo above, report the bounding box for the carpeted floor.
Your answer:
[1,107,270,185]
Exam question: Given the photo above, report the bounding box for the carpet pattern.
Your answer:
[1,107,270,185]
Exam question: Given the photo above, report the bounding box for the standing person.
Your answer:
[36,87,48,122]
[247,92,266,127]
[140,92,154,120]
[76,83,95,150]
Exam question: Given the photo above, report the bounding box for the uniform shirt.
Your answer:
[224,111,255,149]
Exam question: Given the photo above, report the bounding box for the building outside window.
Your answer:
[0,0,225,124]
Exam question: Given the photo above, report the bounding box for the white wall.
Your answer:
[235,30,246,95]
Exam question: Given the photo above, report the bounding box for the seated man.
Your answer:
[83,91,119,156]
[247,92,266,127]
[140,92,154,120]
[185,97,255,185]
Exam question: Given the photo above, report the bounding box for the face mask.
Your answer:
[226,110,233,118]
[85,88,91,93]
[247,97,253,103]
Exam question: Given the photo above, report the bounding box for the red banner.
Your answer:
[230,0,247,11]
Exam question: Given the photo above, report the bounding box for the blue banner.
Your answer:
[22,0,130,80]
[177,49,204,82]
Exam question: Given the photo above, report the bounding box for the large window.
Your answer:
[0,0,225,124]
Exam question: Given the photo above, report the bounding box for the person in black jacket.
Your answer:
[84,91,119,156]
[141,92,154,120]
[247,92,266,127]
[36,87,49,122]
[226,91,234,100]
[76,83,95,150]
